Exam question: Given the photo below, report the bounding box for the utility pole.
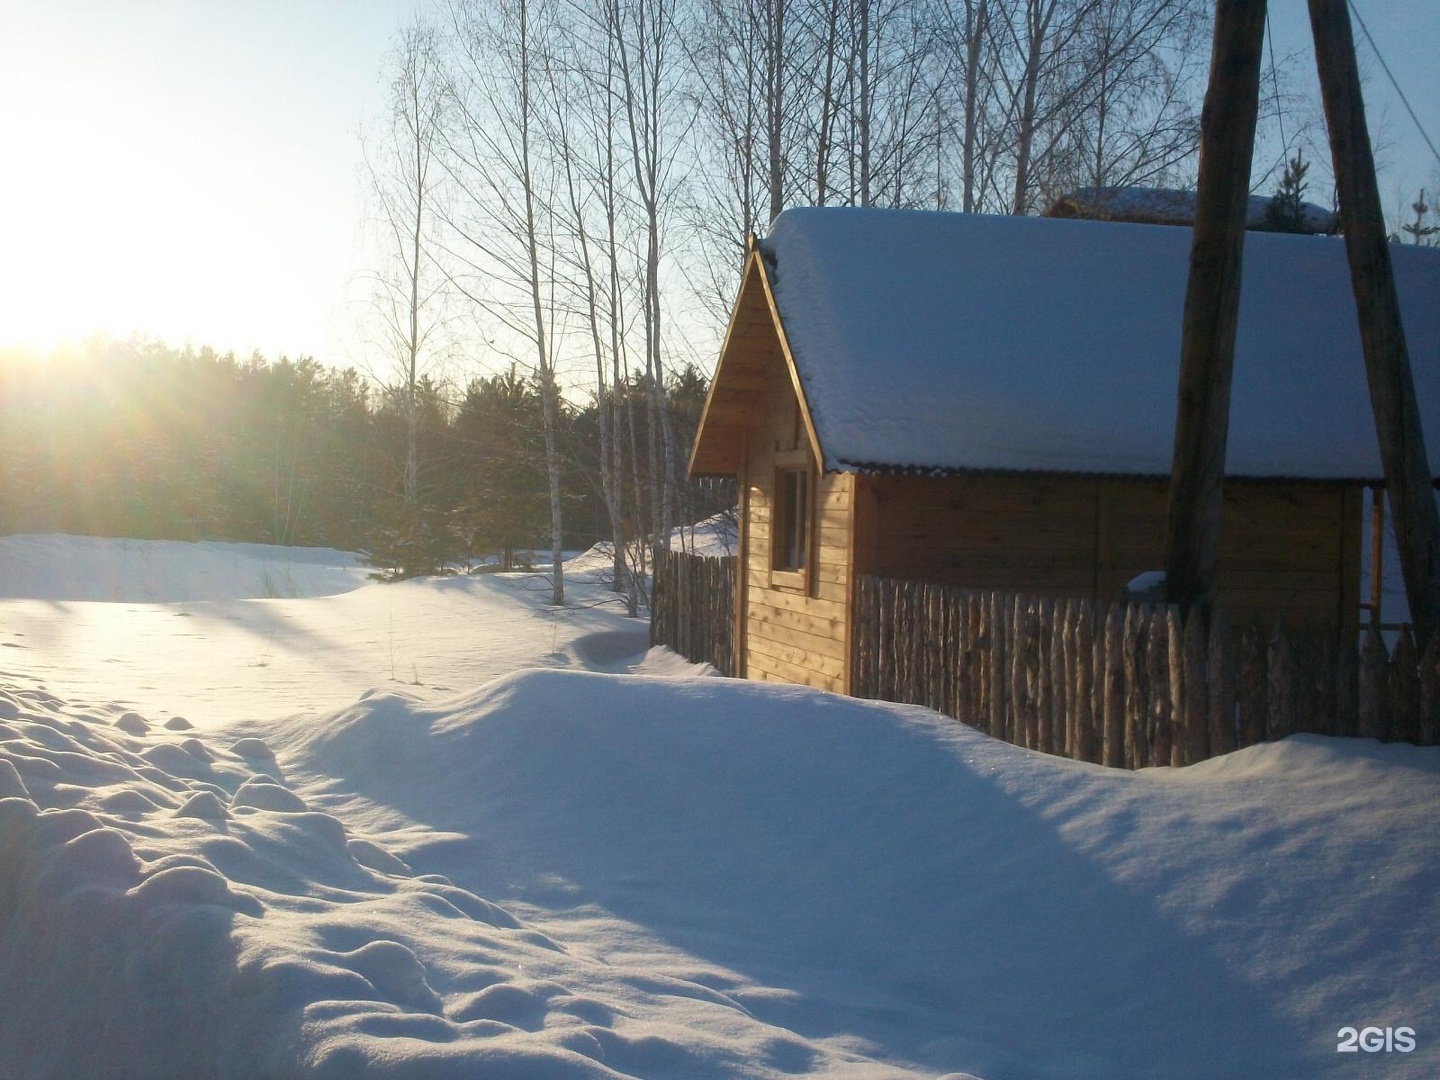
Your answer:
[1163,0,1267,612]
[1308,0,1440,650]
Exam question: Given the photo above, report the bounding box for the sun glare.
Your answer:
[0,7,354,365]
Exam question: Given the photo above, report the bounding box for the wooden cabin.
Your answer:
[689,207,1440,694]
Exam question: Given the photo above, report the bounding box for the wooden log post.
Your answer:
[1309,0,1440,653]
[1102,604,1126,768]
[930,584,948,715]
[1357,625,1389,741]
[1313,626,1338,736]
[988,592,1007,740]
[1237,622,1267,746]
[656,548,665,648]
[1167,606,1185,767]
[1024,598,1042,750]
[1146,606,1170,767]
[1049,599,1068,758]
[1207,609,1238,756]
[852,577,869,699]
[877,579,894,703]
[1036,598,1054,755]
[1287,623,1310,734]
[853,576,868,698]
[943,587,959,720]
[958,592,976,726]
[1013,593,1036,754]
[1267,621,1297,741]
[1054,601,1077,760]
[1074,601,1097,763]
[1389,626,1421,744]
[1163,0,1269,613]
[1182,607,1209,764]
[894,580,911,704]
[1123,603,1148,769]
[1334,628,1359,738]
[1419,633,1440,746]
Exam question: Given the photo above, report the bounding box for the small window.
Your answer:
[773,467,811,574]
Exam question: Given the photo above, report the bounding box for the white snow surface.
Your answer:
[761,207,1440,478]
[1052,186,1339,233]
[1,536,1437,1079]
[668,513,739,558]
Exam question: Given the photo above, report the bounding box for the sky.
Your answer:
[0,0,1437,371]
[0,0,411,370]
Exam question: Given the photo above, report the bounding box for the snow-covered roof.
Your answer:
[757,207,1440,480]
[1046,185,1339,234]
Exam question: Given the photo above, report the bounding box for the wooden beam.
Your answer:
[1368,485,1384,628]
[1163,0,1267,613]
[1308,0,1440,651]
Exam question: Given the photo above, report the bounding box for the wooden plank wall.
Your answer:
[742,360,853,693]
[860,473,1360,642]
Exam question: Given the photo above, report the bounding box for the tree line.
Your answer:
[0,338,730,599]
[362,0,1219,605]
[8,2,1341,610]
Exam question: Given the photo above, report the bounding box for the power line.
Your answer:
[1265,8,1288,154]
[1346,0,1440,172]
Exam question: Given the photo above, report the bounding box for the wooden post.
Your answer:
[1167,607,1186,766]
[1334,627,1359,738]
[1237,622,1267,746]
[1207,609,1238,756]
[1308,0,1440,652]
[1074,601,1097,762]
[1146,608,1170,766]
[1182,608,1210,764]
[1358,625,1389,740]
[1163,0,1268,612]
[1123,604,1147,769]
[1390,626,1420,744]
[1103,604,1125,767]
[1368,486,1384,628]
[1419,633,1440,746]
[988,592,1007,739]
[1267,620,1296,741]
[1049,599,1068,758]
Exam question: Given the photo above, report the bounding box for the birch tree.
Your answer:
[544,3,639,611]
[445,0,567,604]
[609,0,686,544]
[361,20,449,535]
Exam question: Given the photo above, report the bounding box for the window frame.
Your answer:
[770,451,814,593]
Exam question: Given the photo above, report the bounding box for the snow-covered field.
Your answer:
[0,535,1435,1079]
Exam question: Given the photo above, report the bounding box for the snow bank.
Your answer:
[261,671,1438,1080]
[668,513,738,558]
[0,535,367,602]
[0,536,650,729]
[761,207,1440,478]
[1,533,1436,1078]
[3,664,1437,1079]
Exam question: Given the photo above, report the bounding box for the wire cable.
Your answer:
[1265,8,1288,155]
[1346,0,1440,171]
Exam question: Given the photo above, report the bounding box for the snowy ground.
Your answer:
[0,536,1436,1079]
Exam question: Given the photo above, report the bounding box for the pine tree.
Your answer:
[1401,189,1439,245]
[1264,150,1310,233]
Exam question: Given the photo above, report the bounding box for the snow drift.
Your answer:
[0,535,1436,1078]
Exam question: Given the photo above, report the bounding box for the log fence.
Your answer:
[647,557,1439,765]
[649,548,737,677]
[853,576,1440,767]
